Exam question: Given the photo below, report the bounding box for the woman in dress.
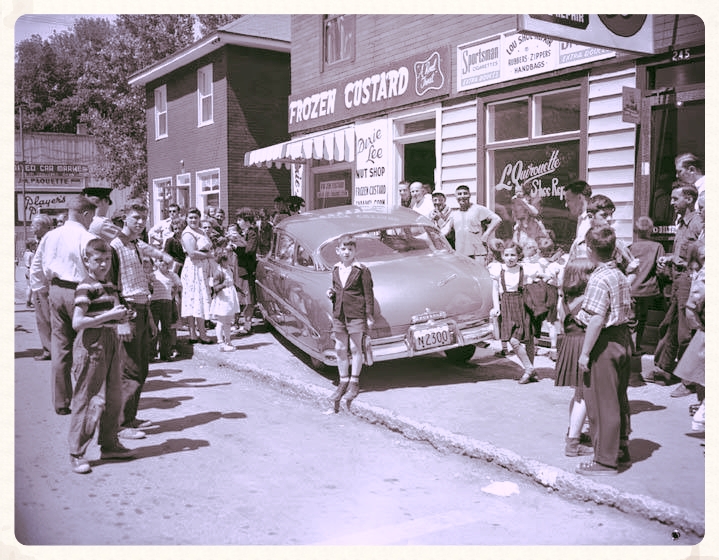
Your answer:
[180,208,214,343]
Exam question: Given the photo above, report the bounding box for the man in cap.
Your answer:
[29,195,98,414]
[441,185,501,264]
[429,190,454,248]
[83,186,122,243]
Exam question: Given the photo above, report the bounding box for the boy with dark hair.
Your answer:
[575,226,633,476]
[326,235,375,412]
[68,238,136,473]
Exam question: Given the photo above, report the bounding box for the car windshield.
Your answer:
[319,225,451,268]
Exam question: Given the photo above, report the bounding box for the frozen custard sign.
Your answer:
[288,46,450,133]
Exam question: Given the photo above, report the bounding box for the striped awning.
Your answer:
[243,127,355,168]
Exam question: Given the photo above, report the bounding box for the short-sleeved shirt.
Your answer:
[151,269,181,301]
[74,275,117,321]
[449,203,498,257]
[110,236,151,299]
[576,261,632,328]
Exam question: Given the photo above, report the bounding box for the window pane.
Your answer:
[324,15,355,65]
[202,97,212,123]
[535,89,581,135]
[158,114,167,136]
[487,100,528,142]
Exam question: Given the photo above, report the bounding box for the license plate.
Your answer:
[412,323,453,350]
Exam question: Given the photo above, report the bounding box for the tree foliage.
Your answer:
[196,14,243,37]
[15,14,241,195]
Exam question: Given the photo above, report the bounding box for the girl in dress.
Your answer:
[490,240,536,384]
[554,258,595,456]
[209,245,240,352]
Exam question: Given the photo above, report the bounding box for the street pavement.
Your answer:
[11,265,707,538]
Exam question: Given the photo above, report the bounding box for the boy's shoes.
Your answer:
[34,351,51,361]
[71,455,91,474]
[100,443,136,460]
[518,370,538,384]
[167,349,179,360]
[644,368,673,385]
[220,343,236,352]
[671,384,694,398]
[55,407,71,415]
[118,427,146,440]
[129,418,155,429]
[575,460,618,477]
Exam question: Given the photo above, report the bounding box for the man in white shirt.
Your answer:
[148,203,181,248]
[675,153,705,209]
[29,195,97,415]
[564,180,593,245]
[409,181,434,218]
[441,185,502,264]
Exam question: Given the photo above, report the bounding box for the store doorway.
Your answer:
[403,141,436,186]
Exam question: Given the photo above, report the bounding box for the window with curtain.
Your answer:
[197,64,213,126]
[154,85,167,139]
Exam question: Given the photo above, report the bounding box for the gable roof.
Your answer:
[128,14,291,87]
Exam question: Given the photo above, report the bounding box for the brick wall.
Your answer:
[227,46,291,215]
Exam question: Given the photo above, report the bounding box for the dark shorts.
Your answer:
[332,318,366,339]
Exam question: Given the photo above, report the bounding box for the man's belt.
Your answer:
[50,278,78,290]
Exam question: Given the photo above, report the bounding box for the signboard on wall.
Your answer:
[289,46,451,133]
[353,119,390,208]
[318,180,349,199]
[518,14,654,54]
[491,140,580,251]
[16,192,73,225]
[457,32,614,92]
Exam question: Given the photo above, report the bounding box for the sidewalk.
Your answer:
[194,329,706,538]
[12,265,705,537]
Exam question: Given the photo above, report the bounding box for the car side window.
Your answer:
[296,245,314,269]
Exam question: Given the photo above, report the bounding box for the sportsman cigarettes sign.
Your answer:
[457,32,614,92]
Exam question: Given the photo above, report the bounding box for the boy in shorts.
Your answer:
[68,238,136,474]
[326,235,375,412]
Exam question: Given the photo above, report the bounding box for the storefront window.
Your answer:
[485,86,582,252]
[487,98,528,142]
[534,88,581,136]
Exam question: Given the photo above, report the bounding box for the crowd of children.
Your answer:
[484,181,705,476]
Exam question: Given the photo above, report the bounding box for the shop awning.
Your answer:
[243,127,355,168]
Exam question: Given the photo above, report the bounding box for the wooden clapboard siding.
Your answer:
[586,67,637,243]
[439,100,477,204]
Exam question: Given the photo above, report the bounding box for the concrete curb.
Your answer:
[208,351,704,538]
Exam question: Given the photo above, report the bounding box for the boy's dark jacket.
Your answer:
[329,262,375,321]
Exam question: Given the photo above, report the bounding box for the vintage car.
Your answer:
[255,205,494,368]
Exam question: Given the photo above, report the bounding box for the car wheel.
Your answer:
[445,344,476,363]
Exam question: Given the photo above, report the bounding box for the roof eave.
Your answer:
[128,31,290,87]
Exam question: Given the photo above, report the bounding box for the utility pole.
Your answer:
[18,104,28,244]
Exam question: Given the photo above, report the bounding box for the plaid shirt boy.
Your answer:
[577,261,632,328]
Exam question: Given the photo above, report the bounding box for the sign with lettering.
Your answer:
[16,192,72,224]
[491,140,580,251]
[353,118,390,207]
[318,180,349,199]
[458,33,614,92]
[289,46,450,133]
[518,14,654,54]
[15,162,90,175]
